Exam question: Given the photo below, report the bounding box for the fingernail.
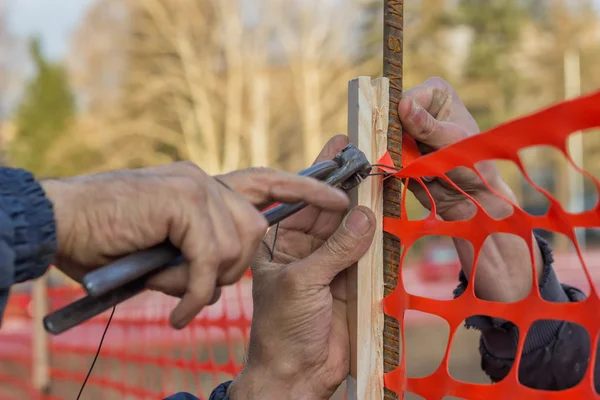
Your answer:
[344,208,371,237]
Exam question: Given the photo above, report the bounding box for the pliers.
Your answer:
[43,144,372,335]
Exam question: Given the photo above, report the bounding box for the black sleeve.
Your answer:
[208,381,232,400]
[0,168,57,323]
[454,235,598,392]
[162,393,201,400]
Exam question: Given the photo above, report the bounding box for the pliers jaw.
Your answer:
[332,144,372,191]
[261,143,372,225]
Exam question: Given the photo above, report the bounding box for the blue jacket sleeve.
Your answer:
[165,381,232,400]
[0,168,57,323]
[454,235,598,391]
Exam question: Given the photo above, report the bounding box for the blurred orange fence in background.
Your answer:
[1,249,599,399]
[0,276,252,400]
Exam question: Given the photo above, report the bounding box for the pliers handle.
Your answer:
[43,144,371,335]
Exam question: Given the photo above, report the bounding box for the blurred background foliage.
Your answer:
[1,0,600,241]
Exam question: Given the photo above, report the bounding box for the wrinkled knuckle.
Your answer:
[224,240,243,265]
[215,241,242,273]
[244,166,275,179]
[229,167,277,198]
[421,114,437,138]
[254,166,276,174]
[218,268,244,286]
[323,233,353,259]
[174,177,206,204]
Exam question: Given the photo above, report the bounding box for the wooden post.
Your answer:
[346,76,388,400]
[32,275,50,393]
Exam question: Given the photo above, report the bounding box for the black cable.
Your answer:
[370,163,400,172]
[269,223,279,262]
[76,305,116,400]
[261,222,279,262]
[367,172,393,177]
[367,164,401,179]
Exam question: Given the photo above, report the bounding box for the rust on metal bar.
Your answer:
[383,0,403,399]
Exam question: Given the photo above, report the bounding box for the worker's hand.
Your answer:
[398,76,511,221]
[227,135,376,400]
[399,77,542,302]
[41,162,350,329]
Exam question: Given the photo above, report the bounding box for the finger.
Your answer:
[217,191,268,285]
[251,135,350,237]
[273,134,350,231]
[400,77,454,120]
[217,168,350,211]
[208,287,223,305]
[400,77,479,134]
[168,202,220,329]
[398,98,469,150]
[205,183,243,276]
[146,266,223,305]
[146,265,188,297]
[291,206,376,286]
[170,256,219,329]
[312,134,349,164]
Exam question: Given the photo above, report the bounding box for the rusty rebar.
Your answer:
[383,1,403,399]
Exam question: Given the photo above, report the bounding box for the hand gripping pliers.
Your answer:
[43,144,372,334]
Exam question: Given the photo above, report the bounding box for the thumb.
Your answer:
[294,206,376,285]
[399,97,467,150]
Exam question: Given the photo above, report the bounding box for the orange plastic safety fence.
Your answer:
[0,276,251,400]
[382,90,600,399]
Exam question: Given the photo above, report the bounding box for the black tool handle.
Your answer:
[83,244,180,297]
[43,278,146,335]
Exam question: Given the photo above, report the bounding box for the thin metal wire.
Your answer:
[368,164,401,178]
[371,163,400,172]
[268,223,279,262]
[368,172,394,177]
[77,305,116,400]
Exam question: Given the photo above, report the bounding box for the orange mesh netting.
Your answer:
[0,274,251,400]
[382,90,600,399]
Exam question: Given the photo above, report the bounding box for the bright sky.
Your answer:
[7,0,95,60]
[6,0,600,62]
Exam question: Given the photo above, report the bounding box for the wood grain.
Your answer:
[346,76,389,400]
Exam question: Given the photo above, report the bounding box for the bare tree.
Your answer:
[0,1,27,163]
[274,0,359,166]
[62,0,364,174]
[67,0,128,117]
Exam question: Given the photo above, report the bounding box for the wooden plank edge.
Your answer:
[346,76,389,400]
